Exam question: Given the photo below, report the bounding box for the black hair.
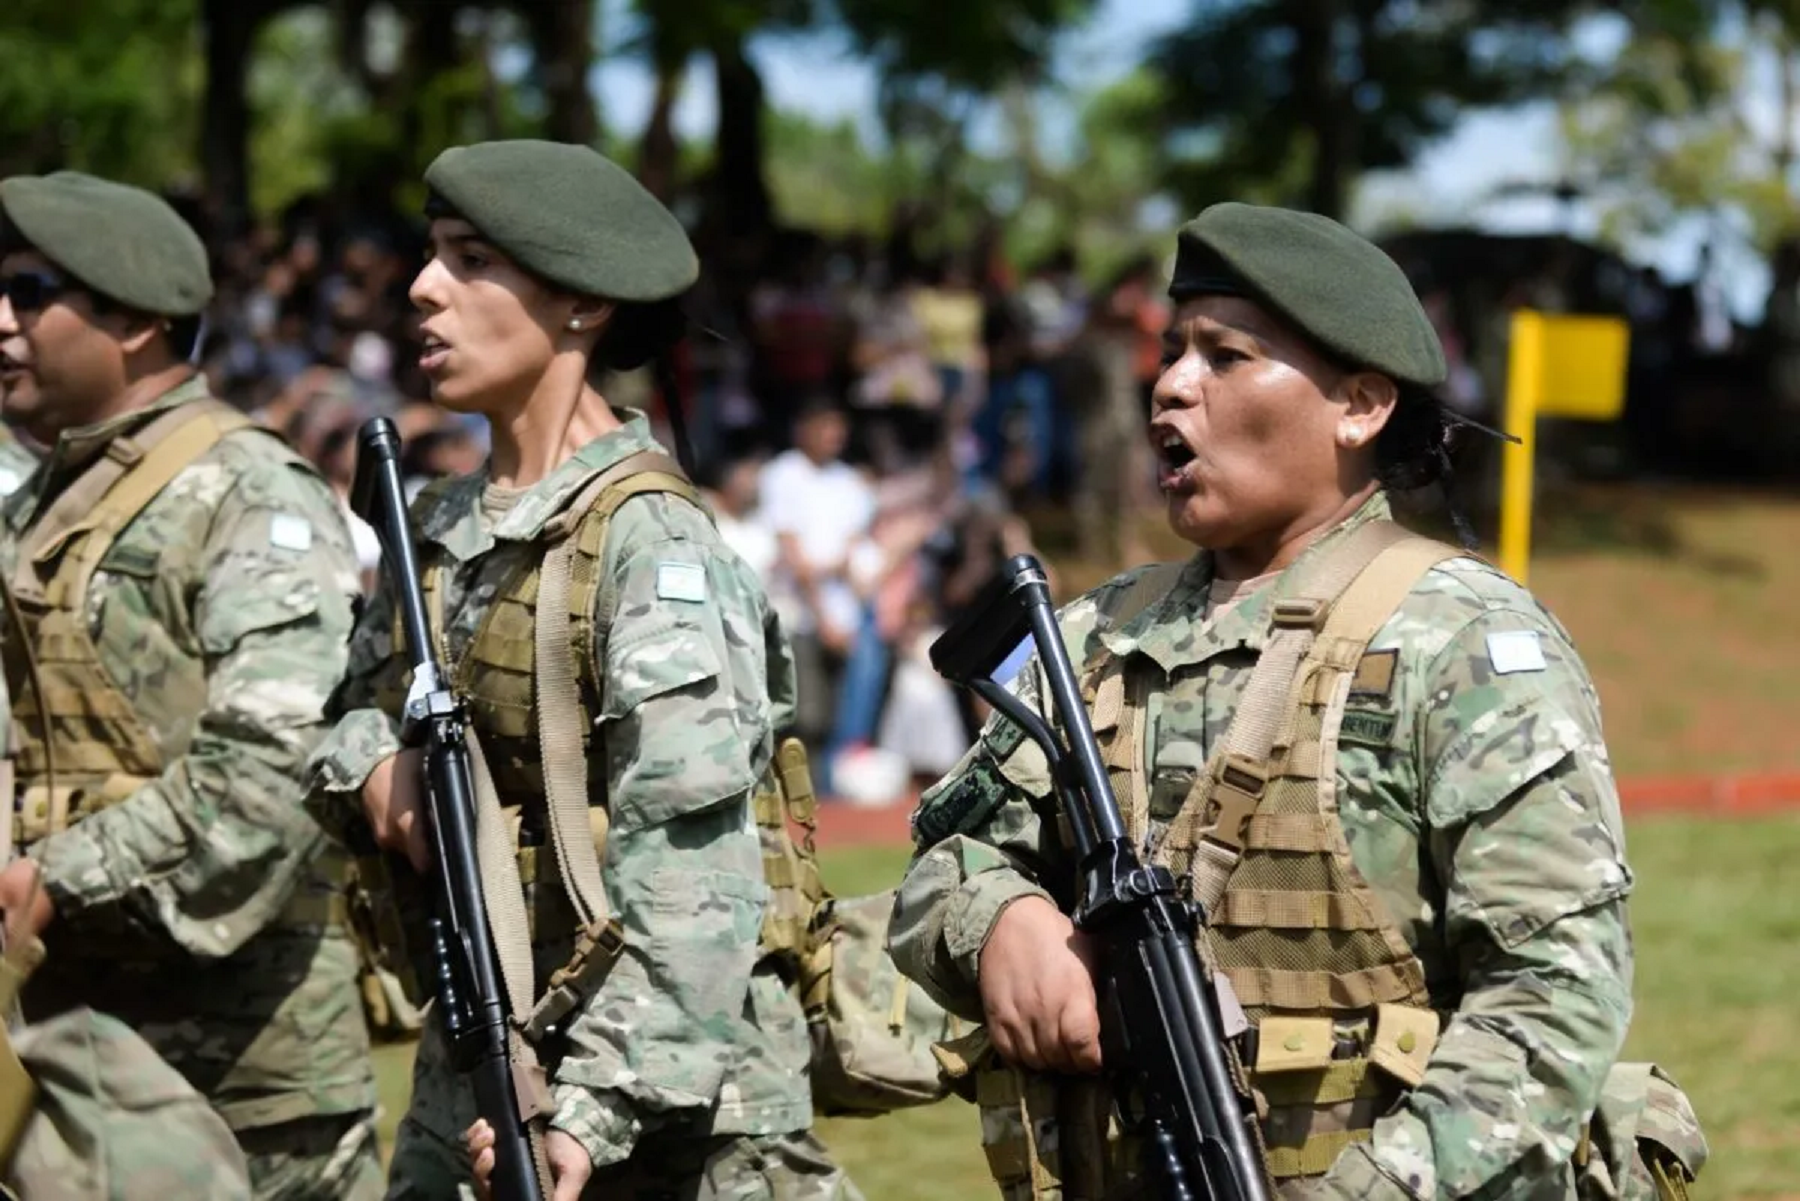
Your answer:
[594,296,686,373]
[793,392,850,424]
[1374,385,1477,549]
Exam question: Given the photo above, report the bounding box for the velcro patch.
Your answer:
[1487,630,1546,674]
[269,513,313,552]
[656,561,706,603]
[1339,709,1398,748]
[1349,650,1398,700]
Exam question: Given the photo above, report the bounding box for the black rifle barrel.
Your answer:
[352,417,546,1201]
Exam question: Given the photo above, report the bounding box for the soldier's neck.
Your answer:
[487,370,619,489]
[1213,483,1379,583]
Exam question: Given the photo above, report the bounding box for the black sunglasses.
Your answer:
[0,271,70,313]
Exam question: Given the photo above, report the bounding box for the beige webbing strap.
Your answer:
[533,452,689,928]
[1216,521,1410,768]
[11,401,247,604]
[1162,521,1409,900]
[522,451,694,1038]
[0,577,52,823]
[1307,538,1460,664]
[462,726,555,1188]
[535,498,612,934]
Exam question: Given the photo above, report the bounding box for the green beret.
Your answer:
[424,141,697,303]
[0,172,212,317]
[1170,202,1445,389]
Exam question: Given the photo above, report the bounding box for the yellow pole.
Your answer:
[1498,309,1542,584]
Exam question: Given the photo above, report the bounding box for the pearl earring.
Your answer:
[568,319,582,331]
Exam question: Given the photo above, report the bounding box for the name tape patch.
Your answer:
[1487,630,1547,675]
[269,513,314,552]
[656,561,707,603]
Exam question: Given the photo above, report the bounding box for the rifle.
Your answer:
[352,417,545,1201]
[930,554,1271,1201]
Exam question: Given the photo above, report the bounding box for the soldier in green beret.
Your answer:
[305,140,860,1199]
[889,203,1706,1199]
[0,171,380,1198]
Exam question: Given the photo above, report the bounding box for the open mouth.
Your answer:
[419,333,450,372]
[1153,426,1197,486]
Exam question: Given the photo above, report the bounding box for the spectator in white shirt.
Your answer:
[759,396,876,753]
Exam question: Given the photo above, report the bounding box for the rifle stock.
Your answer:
[352,418,545,1201]
[931,555,1271,1201]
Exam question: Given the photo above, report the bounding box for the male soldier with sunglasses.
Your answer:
[0,171,380,1200]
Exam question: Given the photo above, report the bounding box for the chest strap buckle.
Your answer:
[519,916,626,1044]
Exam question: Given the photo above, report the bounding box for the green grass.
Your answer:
[373,824,1800,1198]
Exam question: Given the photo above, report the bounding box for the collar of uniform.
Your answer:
[416,409,665,561]
[21,373,210,528]
[1099,490,1395,675]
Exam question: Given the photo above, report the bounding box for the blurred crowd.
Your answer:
[182,198,1171,804]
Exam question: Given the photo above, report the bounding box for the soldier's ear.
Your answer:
[111,310,170,357]
[1335,373,1398,450]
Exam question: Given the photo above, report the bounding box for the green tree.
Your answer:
[1557,3,1800,254]
[1150,0,1713,220]
[0,0,202,185]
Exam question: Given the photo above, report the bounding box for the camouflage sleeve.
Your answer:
[550,504,775,1168]
[1324,603,1634,1199]
[889,654,1069,1023]
[304,572,406,845]
[30,460,362,958]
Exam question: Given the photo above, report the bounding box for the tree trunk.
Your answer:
[199,0,266,240]
[639,57,683,200]
[1776,26,1797,184]
[527,0,598,145]
[711,36,772,240]
[1292,0,1350,218]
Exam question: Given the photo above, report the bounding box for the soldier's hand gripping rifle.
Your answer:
[931,555,1271,1201]
[352,417,546,1201]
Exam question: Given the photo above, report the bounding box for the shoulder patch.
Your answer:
[1487,630,1546,674]
[655,561,707,603]
[269,513,314,551]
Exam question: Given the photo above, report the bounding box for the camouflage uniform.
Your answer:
[306,412,856,1199]
[891,493,1637,1198]
[2,378,381,1201]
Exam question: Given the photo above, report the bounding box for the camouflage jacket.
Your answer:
[890,493,1636,1199]
[306,412,812,1168]
[1,376,374,1129]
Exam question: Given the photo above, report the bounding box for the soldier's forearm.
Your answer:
[304,706,404,841]
[890,838,1056,1021]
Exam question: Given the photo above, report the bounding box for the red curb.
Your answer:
[803,775,1800,849]
[1617,773,1800,817]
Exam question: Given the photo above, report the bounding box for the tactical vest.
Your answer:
[2,400,344,937]
[967,523,1455,1196]
[373,455,824,976]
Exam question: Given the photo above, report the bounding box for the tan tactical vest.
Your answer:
[970,523,1458,1195]
[2,400,344,937]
